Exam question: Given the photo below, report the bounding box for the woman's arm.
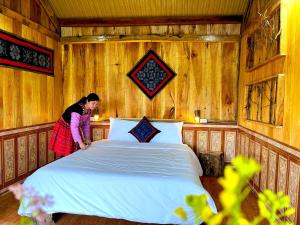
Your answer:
[70,112,87,149]
[81,114,91,144]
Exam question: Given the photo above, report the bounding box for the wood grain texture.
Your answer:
[267,150,277,192]
[0,0,59,34]
[0,5,59,40]
[60,34,241,44]
[61,24,241,37]
[182,130,194,149]
[28,133,37,172]
[3,138,15,185]
[277,155,287,194]
[60,24,240,124]
[238,0,300,150]
[62,41,239,122]
[59,16,243,27]
[0,138,2,188]
[0,12,63,130]
[48,0,248,19]
[196,130,208,154]
[16,136,27,177]
[287,161,300,223]
[260,146,269,191]
[61,24,241,41]
[38,131,47,167]
[253,142,261,188]
[224,131,236,162]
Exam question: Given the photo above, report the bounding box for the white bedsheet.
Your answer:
[19,140,217,224]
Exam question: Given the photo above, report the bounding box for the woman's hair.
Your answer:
[87,93,100,102]
[78,93,99,104]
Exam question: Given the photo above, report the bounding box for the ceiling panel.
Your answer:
[47,0,248,18]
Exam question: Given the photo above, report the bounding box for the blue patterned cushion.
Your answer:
[129,116,161,143]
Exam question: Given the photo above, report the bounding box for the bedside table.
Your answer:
[198,152,225,177]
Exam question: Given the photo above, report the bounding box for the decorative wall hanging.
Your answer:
[127,49,176,99]
[246,34,255,69]
[0,30,54,75]
[244,74,284,126]
[245,6,281,71]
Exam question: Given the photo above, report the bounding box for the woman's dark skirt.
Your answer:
[48,118,78,156]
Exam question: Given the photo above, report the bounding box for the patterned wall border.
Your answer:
[0,123,55,192]
[237,127,300,224]
[0,138,2,189]
[0,123,54,137]
[239,126,300,159]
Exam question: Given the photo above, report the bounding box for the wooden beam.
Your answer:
[34,0,60,32]
[60,34,240,44]
[242,0,254,32]
[0,4,60,40]
[59,16,243,27]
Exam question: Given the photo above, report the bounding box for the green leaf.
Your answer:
[238,217,251,225]
[258,201,270,218]
[284,208,296,216]
[175,156,296,225]
[207,213,223,225]
[174,207,188,221]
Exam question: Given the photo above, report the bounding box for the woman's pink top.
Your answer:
[70,112,90,142]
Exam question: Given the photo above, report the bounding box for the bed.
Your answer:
[19,119,217,225]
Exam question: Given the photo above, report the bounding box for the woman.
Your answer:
[49,93,99,156]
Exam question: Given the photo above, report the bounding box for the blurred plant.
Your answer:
[175,156,295,225]
[7,183,54,225]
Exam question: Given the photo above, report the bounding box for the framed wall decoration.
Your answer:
[127,49,176,99]
[0,29,54,75]
[244,74,284,126]
[246,34,255,69]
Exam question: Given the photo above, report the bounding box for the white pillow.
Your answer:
[108,118,139,142]
[150,121,183,144]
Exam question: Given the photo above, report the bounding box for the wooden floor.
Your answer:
[0,177,265,225]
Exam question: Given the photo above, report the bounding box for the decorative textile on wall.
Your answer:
[0,30,54,75]
[127,49,176,99]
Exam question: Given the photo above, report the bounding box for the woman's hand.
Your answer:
[78,141,87,150]
[84,139,91,145]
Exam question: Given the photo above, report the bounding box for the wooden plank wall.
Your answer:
[0,0,60,34]
[0,1,63,130]
[238,0,300,149]
[61,24,240,122]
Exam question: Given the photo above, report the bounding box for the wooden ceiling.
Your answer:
[48,0,248,18]
[47,0,249,26]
